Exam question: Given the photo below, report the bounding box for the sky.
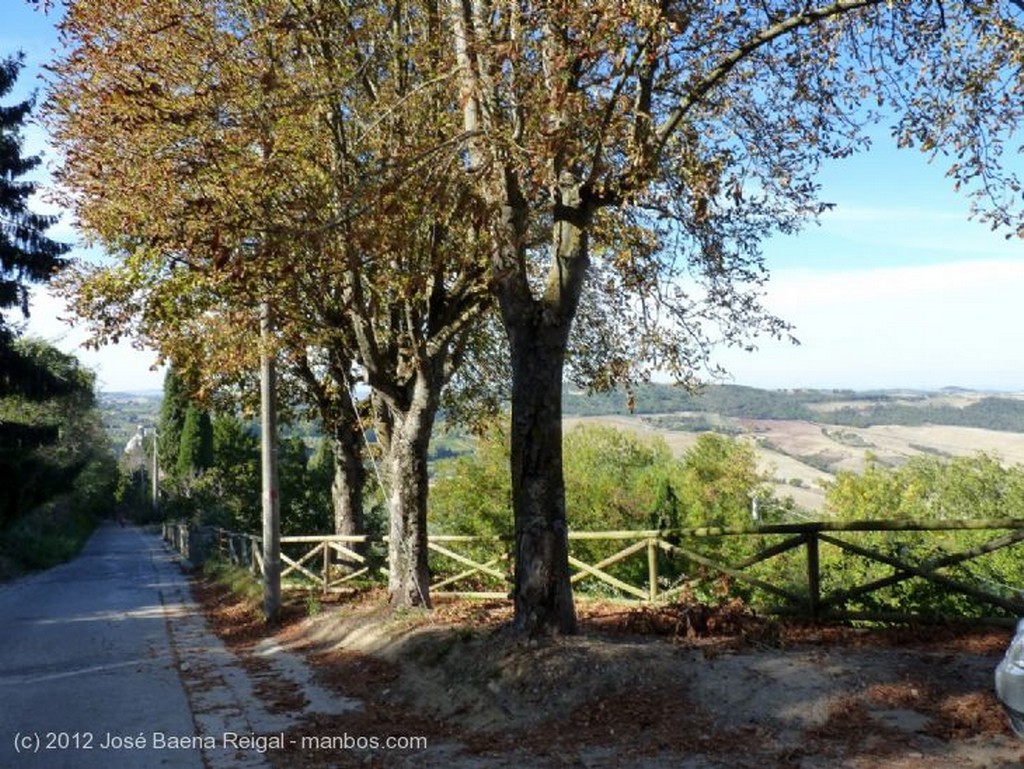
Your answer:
[3,3,1023,394]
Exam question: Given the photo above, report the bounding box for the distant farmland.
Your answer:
[563,385,1024,513]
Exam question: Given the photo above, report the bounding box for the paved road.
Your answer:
[0,523,205,769]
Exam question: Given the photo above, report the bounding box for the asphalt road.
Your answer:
[0,523,205,769]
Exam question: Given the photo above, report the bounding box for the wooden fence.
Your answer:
[163,518,1024,624]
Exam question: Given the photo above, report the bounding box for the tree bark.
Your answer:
[380,372,440,609]
[500,173,591,636]
[507,321,577,635]
[444,0,591,632]
[328,418,365,567]
[293,353,366,545]
[330,434,364,536]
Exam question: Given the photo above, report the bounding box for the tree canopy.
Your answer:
[45,0,497,608]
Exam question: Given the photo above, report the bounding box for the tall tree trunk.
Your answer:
[506,320,577,635]
[330,433,364,536]
[380,372,440,609]
[445,0,590,630]
[326,365,365,542]
[500,172,591,636]
[328,415,365,568]
[293,354,366,545]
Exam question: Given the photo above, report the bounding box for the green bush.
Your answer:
[429,426,1024,618]
[429,421,775,596]
[796,452,1024,619]
[2,495,100,572]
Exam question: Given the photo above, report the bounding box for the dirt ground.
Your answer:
[191,579,1024,769]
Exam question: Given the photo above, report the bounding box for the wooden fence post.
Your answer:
[323,542,331,593]
[806,531,820,620]
[647,538,659,602]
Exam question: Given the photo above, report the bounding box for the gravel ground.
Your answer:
[189,581,1024,769]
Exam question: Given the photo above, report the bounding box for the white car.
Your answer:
[995,618,1024,737]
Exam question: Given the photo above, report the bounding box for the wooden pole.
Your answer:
[323,541,331,593]
[260,300,281,623]
[647,538,658,602]
[805,532,820,620]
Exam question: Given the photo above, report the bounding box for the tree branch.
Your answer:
[651,0,885,162]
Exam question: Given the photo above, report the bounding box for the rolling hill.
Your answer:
[563,384,1024,512]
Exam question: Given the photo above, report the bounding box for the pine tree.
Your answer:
[0,53,70,401]
[0,54,68,335]
[0,52,75,509]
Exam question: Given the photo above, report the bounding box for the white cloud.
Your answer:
[19,257,1020,394]
[715,259,1024,391]
[13,286,164,393]
[771,259,1024,306]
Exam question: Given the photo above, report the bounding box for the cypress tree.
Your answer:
[157,367,189,479]
[176,402,213,480]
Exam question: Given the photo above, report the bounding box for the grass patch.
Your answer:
[0,497,98,578]
[202,557,264,611]
[305,591,322,617]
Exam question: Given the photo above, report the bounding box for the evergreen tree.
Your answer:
[0,54,68,338]
[199,414,260,531]
[0,53,75,521]
[0,53,70,399]
[157,367,188,479]
[175,402,213,481]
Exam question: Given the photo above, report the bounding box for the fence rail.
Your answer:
[162,518,1024,624]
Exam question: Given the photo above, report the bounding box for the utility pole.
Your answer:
[150,426,159,518]
[260,300,281,623]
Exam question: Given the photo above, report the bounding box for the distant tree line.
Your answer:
[565,384,874,419]
[153,366,387,539]
[564,384,1024,433]
[826,398,1024,433]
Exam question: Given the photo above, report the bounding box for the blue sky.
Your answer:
[4,3,1023,393]
[722,129,1024,392]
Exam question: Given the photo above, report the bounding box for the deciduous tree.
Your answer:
[46,0,494,608]
[444,0,1024,634]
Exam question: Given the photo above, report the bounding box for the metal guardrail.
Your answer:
[162,518,1024,624]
